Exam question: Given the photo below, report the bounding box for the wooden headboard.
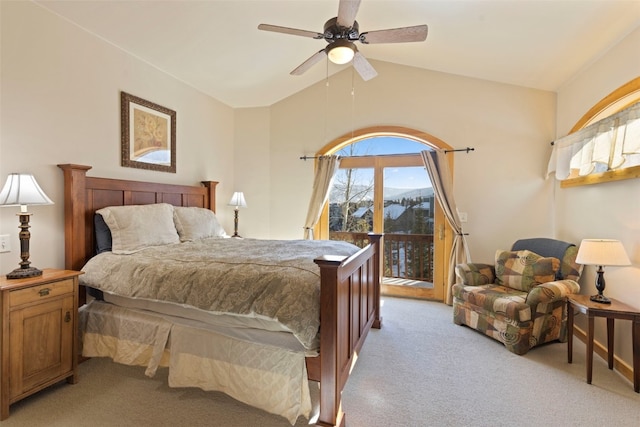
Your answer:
[58,164,218,273]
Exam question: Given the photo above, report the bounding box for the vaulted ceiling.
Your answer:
[35,0,640,108]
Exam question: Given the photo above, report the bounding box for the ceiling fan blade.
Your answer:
[337,0,361,28]
[258,24,323,39]
[360,24,428,44]
[290,50,327,76]
[353,51,377,81]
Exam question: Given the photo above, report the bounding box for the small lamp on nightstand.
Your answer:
[576,239,631,304]
[0,173,54,279]
[228,191,247,238]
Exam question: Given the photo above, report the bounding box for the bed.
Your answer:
[58,164,382,427]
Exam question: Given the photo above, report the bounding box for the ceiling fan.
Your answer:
[258,0,428,81]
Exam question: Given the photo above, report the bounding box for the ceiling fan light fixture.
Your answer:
[327,40,355,64]
[259,0,428,80]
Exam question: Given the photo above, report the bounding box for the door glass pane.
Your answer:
[383,166,434,283]
[329,167,373,247]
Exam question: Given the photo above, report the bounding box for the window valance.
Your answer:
[547,101,640,180]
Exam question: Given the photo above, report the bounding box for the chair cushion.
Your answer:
[494,250,560,292]
[454,263,495,286]
[511,238,577,280]
[452,283,531,323]
[559,245,581,282]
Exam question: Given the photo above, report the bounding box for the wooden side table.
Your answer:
[567,294,640,393]
[0,269,83,419]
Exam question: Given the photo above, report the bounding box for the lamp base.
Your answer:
[590,294,611,304]
[6,266,43,280]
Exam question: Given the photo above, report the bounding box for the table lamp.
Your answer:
[227,191,247,238]
[0,173,54,279]
[575,239,631,304]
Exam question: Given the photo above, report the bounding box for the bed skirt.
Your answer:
[80,301,312,425]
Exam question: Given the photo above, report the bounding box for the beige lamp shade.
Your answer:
[0,173,54,211]
[228,192,247,208]
[576,239,631,266]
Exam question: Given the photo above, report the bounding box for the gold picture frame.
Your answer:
[121,92,176,173]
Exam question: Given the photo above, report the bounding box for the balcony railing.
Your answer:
[329,231,434,282]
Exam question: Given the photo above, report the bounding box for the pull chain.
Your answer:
[324,59,330,145]
[351,66,356,140]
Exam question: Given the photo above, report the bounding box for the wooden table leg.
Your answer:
[567,300,574,364]
[587,315,594,384]
[633,317,639,393]
[607,318,615,369]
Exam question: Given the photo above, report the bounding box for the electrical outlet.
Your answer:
[0,234,11,253]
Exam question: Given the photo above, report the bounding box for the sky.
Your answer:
[336,136,428,156]
[385,166,430,189]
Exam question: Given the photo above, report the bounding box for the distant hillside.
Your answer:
[330,185,433,203]
[384,187,434,201]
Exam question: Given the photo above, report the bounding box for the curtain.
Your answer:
[421,150,470,305]
[303,155,340,239]
[547,101,640,179]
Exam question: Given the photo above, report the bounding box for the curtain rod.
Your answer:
[300,147,474,160]
[444,147,475,154]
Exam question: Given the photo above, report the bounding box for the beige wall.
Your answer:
[554,27,640,367]
[233,107,271,239]
[0,1,236,272]
[255,61,557,257]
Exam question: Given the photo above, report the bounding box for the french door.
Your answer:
[321,153,449,301]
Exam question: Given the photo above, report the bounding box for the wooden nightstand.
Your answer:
[0,269,83,420]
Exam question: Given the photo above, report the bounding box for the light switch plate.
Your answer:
[0,234,10,253]
[458,212,468,223]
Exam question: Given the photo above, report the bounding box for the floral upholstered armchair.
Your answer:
[452,238,582,355]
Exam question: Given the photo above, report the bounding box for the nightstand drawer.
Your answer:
[9,279,74,307]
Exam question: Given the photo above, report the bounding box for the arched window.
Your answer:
[315,126,453,301]
[549,77,640,187]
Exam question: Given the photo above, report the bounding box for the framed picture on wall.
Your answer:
[121,92,176,173]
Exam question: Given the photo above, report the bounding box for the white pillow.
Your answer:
[96,203,180,254]
[173,206,228,241]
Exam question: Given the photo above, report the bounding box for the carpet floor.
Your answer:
[3,297,639,426]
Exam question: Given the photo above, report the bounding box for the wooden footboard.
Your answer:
[57,164,381,427]
[311,233,382,427]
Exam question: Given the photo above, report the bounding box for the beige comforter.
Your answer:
[80,237,360,350]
